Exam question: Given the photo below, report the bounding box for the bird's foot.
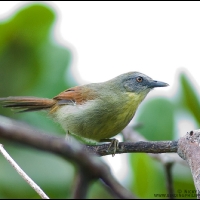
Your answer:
[100,138,119,157]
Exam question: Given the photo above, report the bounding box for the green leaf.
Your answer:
[179,73,200,125]
[0,3,55,97]
[130,153,166,198]
[135,98,174,141]
[0,3,55,49]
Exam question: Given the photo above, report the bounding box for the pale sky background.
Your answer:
[0,1,200,184]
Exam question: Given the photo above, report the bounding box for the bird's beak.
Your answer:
[149,80,169,88]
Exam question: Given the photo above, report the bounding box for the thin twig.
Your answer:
[0,144,49,199]
[164,163,174,199]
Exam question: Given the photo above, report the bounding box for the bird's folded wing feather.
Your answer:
[53,86,97,105]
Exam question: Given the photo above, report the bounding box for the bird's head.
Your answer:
[113,71,168,96]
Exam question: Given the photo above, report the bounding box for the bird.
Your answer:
[0,71,168,156]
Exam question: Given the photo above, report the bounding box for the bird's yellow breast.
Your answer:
[108,92,147,133]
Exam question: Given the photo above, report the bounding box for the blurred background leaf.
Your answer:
[136,98,174,141]
[178,73,200,126]
[130,153,166,198]
[0,3,75,199]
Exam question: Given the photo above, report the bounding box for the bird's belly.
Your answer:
[52,98,137,142]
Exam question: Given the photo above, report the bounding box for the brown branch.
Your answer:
[122,125,185,165]
[178,130,200,199]
[0,115,134,199]
[73,168,91,199]
[84,140,178,156]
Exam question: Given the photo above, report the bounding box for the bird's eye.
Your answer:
[136,76,143,83]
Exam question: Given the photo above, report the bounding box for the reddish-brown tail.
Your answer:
[0,97,56,112]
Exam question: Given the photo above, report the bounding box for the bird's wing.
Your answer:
[53,86,97,105]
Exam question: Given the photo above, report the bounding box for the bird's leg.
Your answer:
[65,130,72,142]
[100,138,119,157]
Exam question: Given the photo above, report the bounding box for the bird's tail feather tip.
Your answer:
[0,97,55,112]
